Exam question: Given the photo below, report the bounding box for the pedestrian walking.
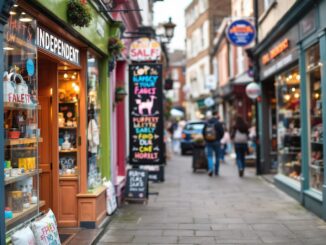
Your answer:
[220,124,231,163]
[231,116,249,177]
[202,111,224,176]
[172,121,183,154]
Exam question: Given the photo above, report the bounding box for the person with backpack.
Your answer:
[202,111,224,176]
[231,116,249,177]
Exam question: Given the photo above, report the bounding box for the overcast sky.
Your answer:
[153,0,192,51]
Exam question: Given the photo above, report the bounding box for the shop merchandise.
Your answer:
[11,226,36,245]
[104,180,117,215]
[87,119,99,153]
[3,72,33,104]
[276,68,302,181]
[30,209,61,245]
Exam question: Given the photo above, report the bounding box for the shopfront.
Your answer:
[257,1,326,220]
[2,0,115,238]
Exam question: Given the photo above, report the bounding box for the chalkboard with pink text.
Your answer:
[129,64,164,165]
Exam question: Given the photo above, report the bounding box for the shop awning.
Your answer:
[232,72,253,85]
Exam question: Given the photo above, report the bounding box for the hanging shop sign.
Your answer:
[36,26,80,66]
[129,64,164,165]
[226,19,256,47]
[261,39,289,65]
[245,82,261,99]
[129,38,161,61]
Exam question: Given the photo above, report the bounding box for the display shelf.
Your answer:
[309,164,324,172]
[307,63,321,72]
[311,141,323,145]
[5,201,45,227]
[280,152,298,155]
[5,169,42,185]
[5,146,37,151]
[59,101,77,104]
[59,175,78,180]
[4,102,41,110]
[5,138,43,146]
[285,116,300,119]
[59,149,77,153]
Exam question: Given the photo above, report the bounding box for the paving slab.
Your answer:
[96,155,326,244]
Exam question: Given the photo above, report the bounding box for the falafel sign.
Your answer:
[129,64,164,165]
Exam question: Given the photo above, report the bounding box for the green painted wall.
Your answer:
[35,0,110,54]
[99,58,110,180]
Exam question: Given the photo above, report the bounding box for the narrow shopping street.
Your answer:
[98,155,326,245]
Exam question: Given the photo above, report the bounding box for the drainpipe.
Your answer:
[254,0,262,175]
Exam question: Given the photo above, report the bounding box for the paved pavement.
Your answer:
[97,155,326,245]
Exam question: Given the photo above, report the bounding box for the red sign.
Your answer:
[129,38,161,61]
[262,39,289,65]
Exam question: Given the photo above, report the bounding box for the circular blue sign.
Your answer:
[26,59,35,76]
[226,19,256,47]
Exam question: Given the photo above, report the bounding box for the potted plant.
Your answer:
[67,0,92,28]
[115,86,127,102]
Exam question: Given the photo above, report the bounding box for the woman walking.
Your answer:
[231,116,249,177]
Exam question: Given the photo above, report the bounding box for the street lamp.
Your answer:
[163,17,176,42]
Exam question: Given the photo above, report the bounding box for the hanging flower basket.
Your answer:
[115,86,127,102]
[108,37,124,58]
[67,0,92,28]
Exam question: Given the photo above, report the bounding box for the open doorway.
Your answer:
[38,52,81,225]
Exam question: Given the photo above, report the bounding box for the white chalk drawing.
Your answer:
[135,95,157,115]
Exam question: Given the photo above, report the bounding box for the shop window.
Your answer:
[58,70,80,177]
[87,53,101,190]
[3,6,41,232]
[276,67,301,182]
[306,44,323,192]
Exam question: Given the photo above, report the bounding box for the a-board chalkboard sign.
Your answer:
[125,169,149,200]
[129,64,165,165]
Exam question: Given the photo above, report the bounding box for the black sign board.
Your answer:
[140,165,165,182]
[129,64,165,165]
[125,169,149,200]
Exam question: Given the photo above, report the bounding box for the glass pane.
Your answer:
[276,67,301,182]
[307,44,323,191]
[58,70,80,177]
[87,53,101,190]
[3,6,40,231]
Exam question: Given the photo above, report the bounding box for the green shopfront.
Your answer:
[256,0,326,220]
[1,0,117,240]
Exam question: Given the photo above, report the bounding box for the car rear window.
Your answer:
[186,123,204,131]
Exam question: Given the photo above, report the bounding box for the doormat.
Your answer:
[59,234,73,243]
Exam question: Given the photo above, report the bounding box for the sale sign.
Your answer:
[129,64,164,165]
[129,38,161,61]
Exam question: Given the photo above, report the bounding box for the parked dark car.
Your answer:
[180,121,205,155]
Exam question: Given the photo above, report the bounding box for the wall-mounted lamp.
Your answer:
[163,17,176,42]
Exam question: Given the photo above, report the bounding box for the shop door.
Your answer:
[39,96,53,210]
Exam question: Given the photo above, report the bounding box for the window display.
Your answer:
[3,6,42,232]
[58,70,80,177]
[306,44,323,192]
[87,53,102,190]
[276,67,301,182]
